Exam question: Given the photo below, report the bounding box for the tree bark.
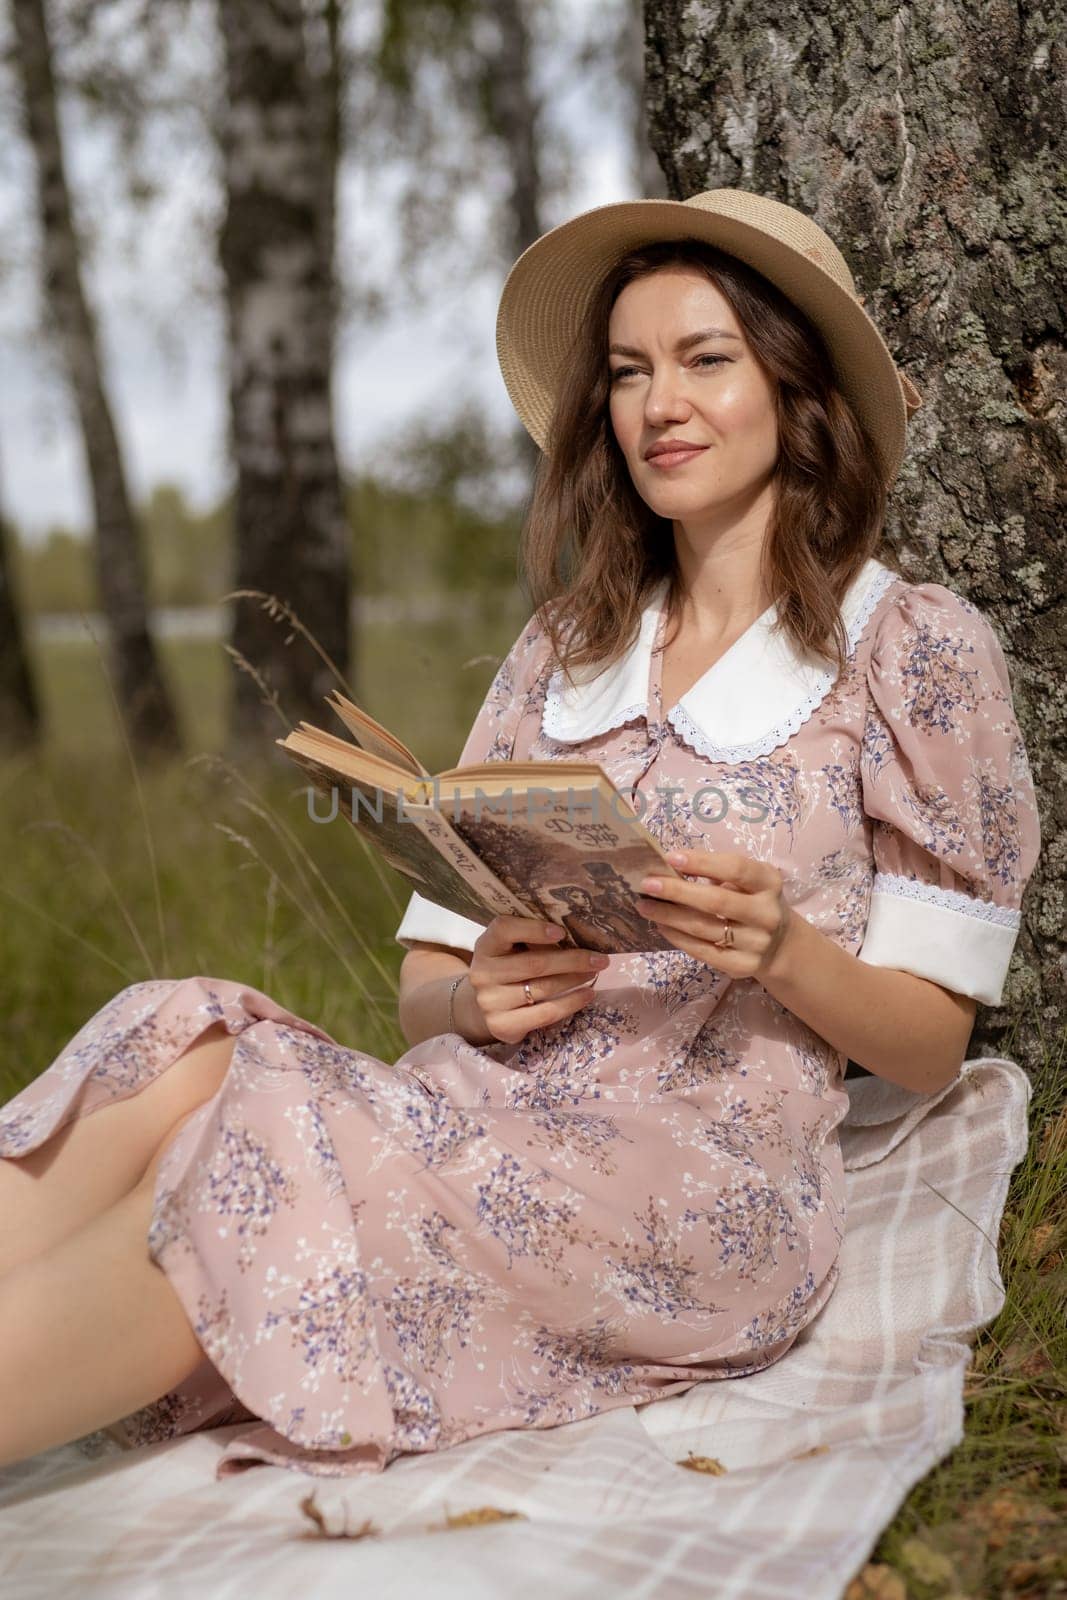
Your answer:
[11,0,182,758]
[643,0,1063,1070]
[216,0,352,759]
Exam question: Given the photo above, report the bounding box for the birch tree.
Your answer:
[643,0,1062,1067]
[10,0,182,757]
[216,0,351,757]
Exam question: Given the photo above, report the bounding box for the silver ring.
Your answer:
[523,981,535,1005]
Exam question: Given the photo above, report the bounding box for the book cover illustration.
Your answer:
[444,782,676,953]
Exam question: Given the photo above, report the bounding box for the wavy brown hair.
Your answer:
[519,237,907,690]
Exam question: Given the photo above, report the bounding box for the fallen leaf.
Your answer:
[1003,1552,1063,1591]
[1027,1221,1055,1260]
[1037,1108,1066,1164]
[969,1334,1002,1372]
[843,1562,907,1599]
[897,1534,959,1587]
[677,1453,728,1475]
[1001,1337,1058,1382]
[1025,1219,1065,1274]
[440,1506,526,1529]
[979,1487,1059,1551]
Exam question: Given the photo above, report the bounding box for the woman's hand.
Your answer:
[465,915,610,1044]
[634,847,798,981]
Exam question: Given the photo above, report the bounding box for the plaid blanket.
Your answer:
[0,1057,1029,1600]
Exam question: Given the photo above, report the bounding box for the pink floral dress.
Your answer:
[0,556,1041,1480]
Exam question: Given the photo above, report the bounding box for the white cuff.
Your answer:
[856,873,1021,1007]
[394,890,485,954]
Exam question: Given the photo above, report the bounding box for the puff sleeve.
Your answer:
[856,582,1041,1006]
[393,611,554,954]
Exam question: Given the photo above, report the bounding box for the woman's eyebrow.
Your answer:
[608,327,742,357]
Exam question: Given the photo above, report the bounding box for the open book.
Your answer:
[277,691,686,954]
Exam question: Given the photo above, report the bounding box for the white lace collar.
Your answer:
[541,556,900,764]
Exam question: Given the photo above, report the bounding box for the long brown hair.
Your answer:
[519,237,906,689]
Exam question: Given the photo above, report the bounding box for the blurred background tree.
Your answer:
[0,0,645,1054]
[9,0,181,756]
[2,0,647,724]
[0,455,39,751]
[216,0,352,759]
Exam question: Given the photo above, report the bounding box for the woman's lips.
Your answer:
[646,445,709,469]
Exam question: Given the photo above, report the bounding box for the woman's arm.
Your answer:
[398,945,496,1048]
[760,910,978,1095]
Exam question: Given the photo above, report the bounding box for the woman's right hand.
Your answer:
[465,915,611,1044]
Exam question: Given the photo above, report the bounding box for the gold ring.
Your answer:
[523,981,535,1005]
[712,919,734,950]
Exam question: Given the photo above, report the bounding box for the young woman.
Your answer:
[0,190,1041,1482]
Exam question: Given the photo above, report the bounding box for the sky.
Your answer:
[0,2,635,543]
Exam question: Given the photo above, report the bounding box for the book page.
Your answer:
[283,745,536,930]
[280,726,425,796]
[324,692,429,778]
[437,759,608,786]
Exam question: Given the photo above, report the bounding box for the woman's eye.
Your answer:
[610,355,727,382]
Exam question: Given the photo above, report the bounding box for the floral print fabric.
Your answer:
[0,563,1040,1481]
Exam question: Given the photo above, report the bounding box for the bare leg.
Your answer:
[0,1023,237,1279]
[0,1132,210,1468]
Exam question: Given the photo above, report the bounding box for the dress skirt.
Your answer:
[0,975,839,1479]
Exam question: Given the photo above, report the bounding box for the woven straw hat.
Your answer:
[496,187,923,489]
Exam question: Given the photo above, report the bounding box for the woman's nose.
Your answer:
[644,368,691,422]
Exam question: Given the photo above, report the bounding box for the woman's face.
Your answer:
[607,267,780,530]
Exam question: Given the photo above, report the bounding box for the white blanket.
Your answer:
[0,1057,1029,1600]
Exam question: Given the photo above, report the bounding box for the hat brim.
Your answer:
[495,197,910,488]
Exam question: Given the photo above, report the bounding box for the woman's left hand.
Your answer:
[635,847,797,980]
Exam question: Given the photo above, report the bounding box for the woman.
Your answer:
[0,190,1041,1481]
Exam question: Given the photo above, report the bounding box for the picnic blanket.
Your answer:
[0,1055,1030,1600]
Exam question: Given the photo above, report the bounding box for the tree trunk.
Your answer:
[0,471,40,752]
[643,0,1062,1071]
[486,0,544,266]
[217,0,352,760]
[484,0,547,484]
[308,0,342,356]
[11,0,182,759]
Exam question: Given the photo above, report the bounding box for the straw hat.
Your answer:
[495,188,924,489]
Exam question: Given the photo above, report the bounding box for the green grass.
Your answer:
[1,599,529,1092]
[850,1030,1067,1599]
[2,611,1064,1596]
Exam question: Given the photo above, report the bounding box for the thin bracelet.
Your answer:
[447,973,466,1034]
